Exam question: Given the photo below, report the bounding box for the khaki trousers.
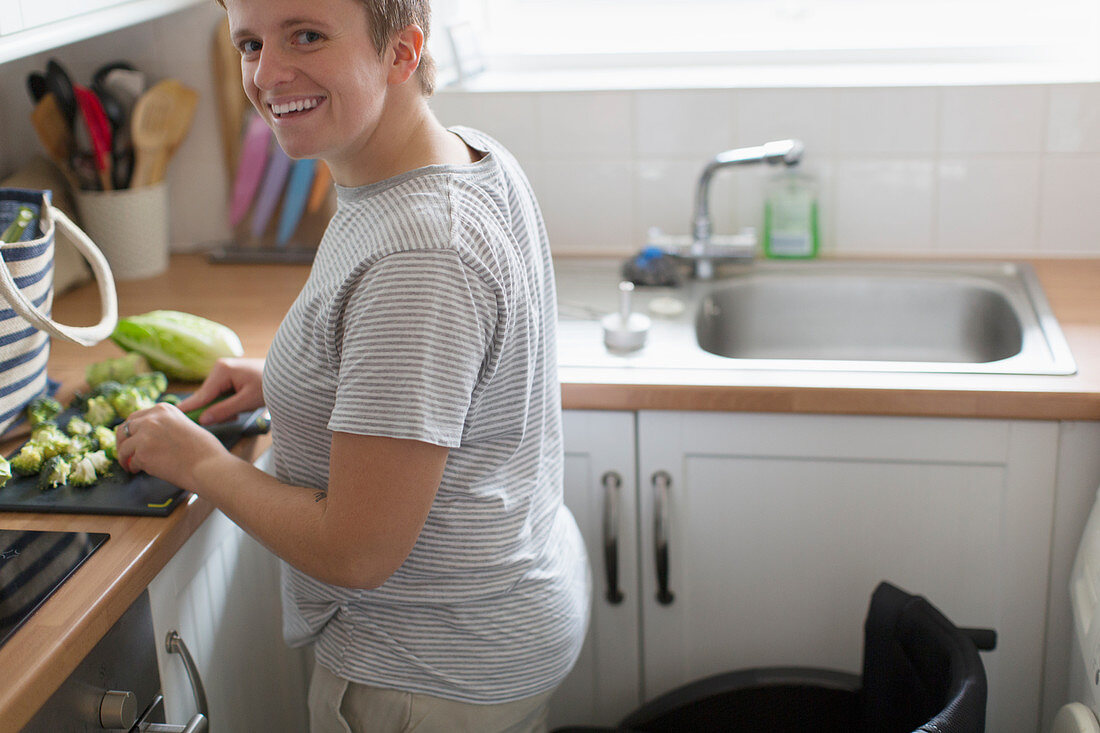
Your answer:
[308,662,553,733]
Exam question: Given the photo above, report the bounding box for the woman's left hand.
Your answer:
[115,403,229,489]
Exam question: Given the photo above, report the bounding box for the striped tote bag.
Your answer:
[0,188,117,434]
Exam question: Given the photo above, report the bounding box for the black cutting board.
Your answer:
[0,399,268,517]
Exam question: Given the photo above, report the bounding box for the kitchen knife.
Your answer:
[249,145,292,240]
[74,85,114,191]
[276,158,316,246]
[229,113,273,227]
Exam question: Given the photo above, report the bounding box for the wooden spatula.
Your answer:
[130,79,199,187]
[29,93,78,189]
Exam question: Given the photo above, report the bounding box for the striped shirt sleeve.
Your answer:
[327,248,497,447]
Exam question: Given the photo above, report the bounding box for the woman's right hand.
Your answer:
[176,357,266,425]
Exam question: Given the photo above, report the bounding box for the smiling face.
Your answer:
[225,0,417,179]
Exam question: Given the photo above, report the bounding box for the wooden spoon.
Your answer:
[130,79,199,187]
[29,93,79,189]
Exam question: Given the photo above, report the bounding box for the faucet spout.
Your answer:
[688,139,804,276]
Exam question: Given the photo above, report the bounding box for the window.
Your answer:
[474,0,1100,72]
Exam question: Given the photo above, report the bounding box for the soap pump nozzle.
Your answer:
[602,281,650,352]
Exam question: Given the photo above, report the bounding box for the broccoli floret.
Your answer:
[84,396,117,427]
[10,444,44,476]
[0,456,10,488]
[29,424,71,459]
[64,415,93,436]
[37,455,70,490]
[26,395,62,426]
[68,455,97,488]
[128,371,168,401]
[110,385,154,419]
[157,393,181,406]
[92,426,117,460]
[67,434,98,455]
[85,449,112,475]
[90,380,124,399]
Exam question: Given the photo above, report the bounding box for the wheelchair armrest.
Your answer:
[620,666,861,731]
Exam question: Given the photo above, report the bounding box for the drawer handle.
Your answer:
[652,470,675,606]
[601,471,625,605]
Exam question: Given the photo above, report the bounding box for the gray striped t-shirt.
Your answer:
[262,127,590,703]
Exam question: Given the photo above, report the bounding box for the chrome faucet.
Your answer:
[685,139,804,279]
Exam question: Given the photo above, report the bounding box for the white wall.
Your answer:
[4,3,1100,259]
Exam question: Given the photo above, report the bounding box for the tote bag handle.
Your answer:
[0,204,118,347]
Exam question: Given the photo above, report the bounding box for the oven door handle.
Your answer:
[139,713,208,733]
[165,630,209,721]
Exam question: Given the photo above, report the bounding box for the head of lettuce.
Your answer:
[110,310,244,382]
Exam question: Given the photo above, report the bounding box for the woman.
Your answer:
[116,0,590,730]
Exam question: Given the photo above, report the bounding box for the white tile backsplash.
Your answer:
[833,159,935,253]
[634,90,736,157]
[430,82,1100,256]
[833,88,938,156]
[940,86,1047,154]
[534,92,633,159]
[1039,155,1100,254]
[936,157,1041,252]
[1047,84,1100,153]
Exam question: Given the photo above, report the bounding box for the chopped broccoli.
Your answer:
[86,352,151,389]
[92,426,118,460]
[128,371,168,401]
[0,456,10,488]
[90,380,124,400]
[64,415,93,436]
[37,455,70,490]
[67,434,98,455]
[85,449,112,475]
[26,395,62,426]
[30,424,71,459]
[10,444,44,476]
[68,455,97,488]
[84,396,117,427]
[110,385,154,419]
[157,393,181,406]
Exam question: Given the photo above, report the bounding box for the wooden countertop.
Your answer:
[2,253,1099,730]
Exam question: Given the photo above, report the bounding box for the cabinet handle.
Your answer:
[166,631,210,723]
[601,471,625,605]
[652,470,675,605]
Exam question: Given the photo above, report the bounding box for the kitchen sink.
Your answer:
[555,260,1077,375]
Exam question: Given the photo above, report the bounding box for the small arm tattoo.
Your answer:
[314,490,327,503]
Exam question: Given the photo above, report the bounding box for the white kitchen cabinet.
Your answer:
[549,410,642,729]
[0,0,23,36]
[636,410,1058,733]
[147,508,310,732]
[0,0,203,63]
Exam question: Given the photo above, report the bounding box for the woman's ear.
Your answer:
[388,24,425,86]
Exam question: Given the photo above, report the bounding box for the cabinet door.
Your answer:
[147,509,310,732]
[637,410,1058,733]
[549,410,641,728]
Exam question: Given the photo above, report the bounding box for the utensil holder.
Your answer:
[75,182,169,280]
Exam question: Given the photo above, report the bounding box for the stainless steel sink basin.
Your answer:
[555,260,1077,375]
[697,270,1024,363]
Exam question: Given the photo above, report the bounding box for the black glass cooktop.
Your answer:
[0,529,109,648]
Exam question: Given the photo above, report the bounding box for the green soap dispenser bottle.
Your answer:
[763,167,819,259]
